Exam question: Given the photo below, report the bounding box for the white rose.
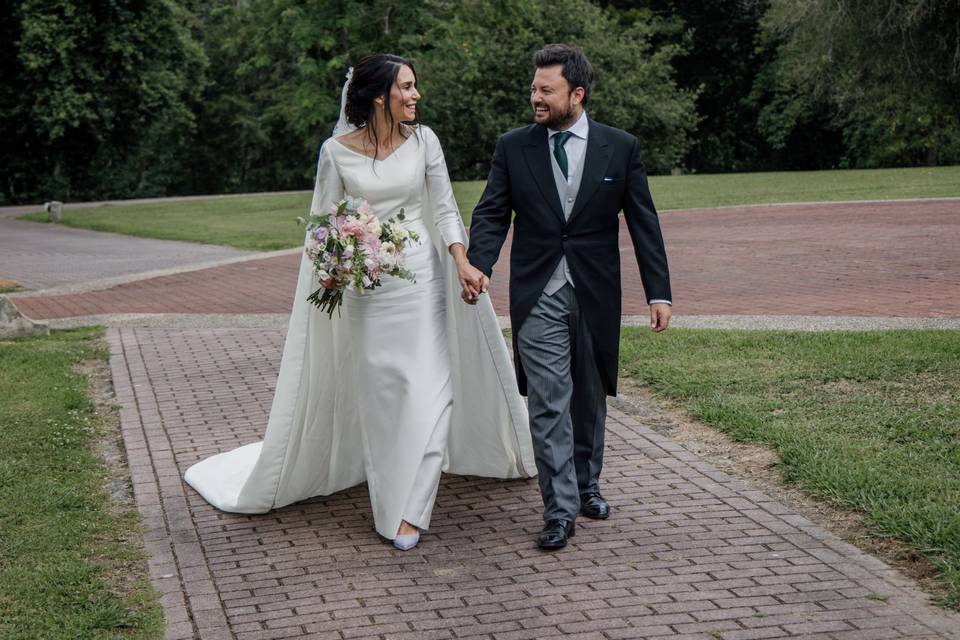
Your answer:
[365,214,382,237]
[379,241,398,269]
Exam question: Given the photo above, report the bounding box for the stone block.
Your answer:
[0,296,49,339]
[45,200,64,222]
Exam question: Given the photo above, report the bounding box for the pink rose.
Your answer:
[357,200,374,217]
[362,236,381,255]
[305,235,321,260]
[341,217,365,238]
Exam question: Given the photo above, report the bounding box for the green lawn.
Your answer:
[620,328,960,608]
[19,165,960,251]
[651,165,960,210]
[0,329,163,639]
[22,194,313,252]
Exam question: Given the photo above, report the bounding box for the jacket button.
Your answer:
[561,234,569,241]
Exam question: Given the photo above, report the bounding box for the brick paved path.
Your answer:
[13,254,294,319]
[110,327,960,640]
[15,199,960,320]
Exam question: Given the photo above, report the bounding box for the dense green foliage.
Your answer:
[183,0,695,187]
[614,0,794,172]
[185,0,434,193]
[620,328,960,608]
[2,0,958,204]
[1,0,205,203]
[758,0,960,168]
[0,329,163,638]
[413,0,696,177]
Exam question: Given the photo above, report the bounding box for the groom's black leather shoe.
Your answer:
[580,493,610,519]
[538,519,575,550]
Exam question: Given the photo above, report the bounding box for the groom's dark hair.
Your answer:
[534,44,594,106]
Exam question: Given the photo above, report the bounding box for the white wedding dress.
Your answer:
[184,126,535,539]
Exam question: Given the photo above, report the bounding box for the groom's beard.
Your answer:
[535,102,577,130]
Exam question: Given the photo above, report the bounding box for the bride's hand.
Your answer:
[460,274,490,305]
[449,243,487,304]
[456,261,487,305]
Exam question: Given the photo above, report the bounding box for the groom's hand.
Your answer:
[650,303,671,332]
[460,274,490,305]
[456,259,487,305]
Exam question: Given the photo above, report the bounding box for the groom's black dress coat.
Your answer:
[468,119,671,396]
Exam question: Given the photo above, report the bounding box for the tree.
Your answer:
[409,0,698,178]
[0,0,206,204]
[746,47,846,170]
[184,0,432,194]
[603,0,777,172]
[760,0,960,167]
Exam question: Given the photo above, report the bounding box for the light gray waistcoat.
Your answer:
[543,141,586,296]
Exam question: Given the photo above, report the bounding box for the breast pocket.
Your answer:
[598,175,622,189]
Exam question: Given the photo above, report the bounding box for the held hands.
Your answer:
[650,303,671,332]
[458,262,489,305]
[449,242,489,305]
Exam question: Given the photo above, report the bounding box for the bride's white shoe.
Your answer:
[392,531,420,551]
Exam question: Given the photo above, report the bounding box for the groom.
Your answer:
[465,44,672,549]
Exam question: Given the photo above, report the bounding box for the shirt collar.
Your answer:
[548,110,589,140]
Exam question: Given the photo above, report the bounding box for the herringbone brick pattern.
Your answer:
[109,327,960,640]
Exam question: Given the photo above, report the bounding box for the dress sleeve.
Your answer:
[309,140,345,217]
[423,127,468,248]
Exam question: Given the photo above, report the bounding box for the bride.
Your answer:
[184,54,535,550]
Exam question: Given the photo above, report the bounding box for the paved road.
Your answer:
[111,326,960,640]
[0,205,252,291]
[13,199,960,320]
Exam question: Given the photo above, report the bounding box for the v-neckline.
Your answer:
[332,132,414,163]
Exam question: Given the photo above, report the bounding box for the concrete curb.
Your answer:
[39,313,960,331]
[628,314,960,331]
[47,313,291,330]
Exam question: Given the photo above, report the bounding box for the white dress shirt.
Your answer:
[548,110,590,185]
[548,111,671,306]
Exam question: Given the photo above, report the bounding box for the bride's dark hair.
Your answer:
[344,53,421,159]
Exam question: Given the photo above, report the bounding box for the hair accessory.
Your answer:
[332,66,356,137]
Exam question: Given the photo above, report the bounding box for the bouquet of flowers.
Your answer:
[298,196,420,317]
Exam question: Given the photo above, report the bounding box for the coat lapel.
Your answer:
[568,119,612,224]
[521,126,565,224]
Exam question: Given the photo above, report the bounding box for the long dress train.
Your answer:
[184,126,535,539]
